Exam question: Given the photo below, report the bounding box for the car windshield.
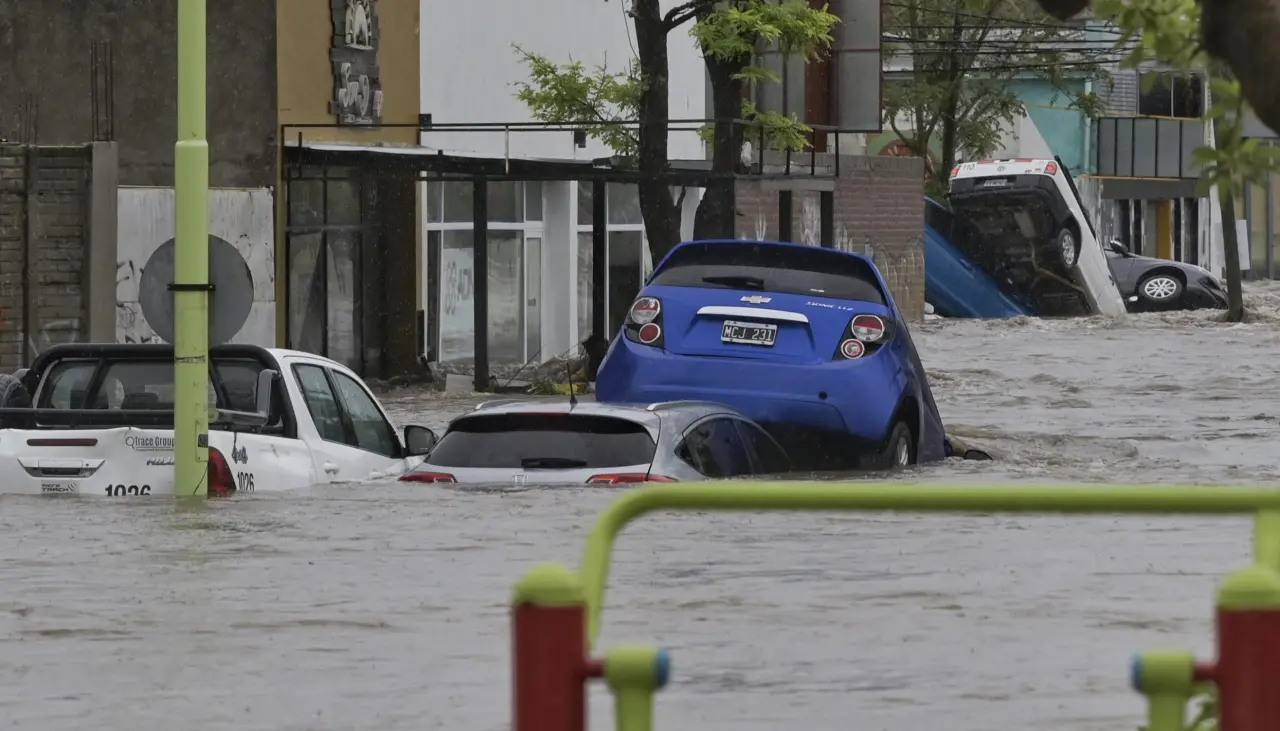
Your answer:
[426,413,657,469]
[649,241,887,304]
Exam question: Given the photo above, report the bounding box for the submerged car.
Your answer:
[398,399,793,484]
[1105,240,1227,311]
[948,157,1128,318]
[593,239,949,471]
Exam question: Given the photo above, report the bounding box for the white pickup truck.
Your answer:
[0,343,439,496]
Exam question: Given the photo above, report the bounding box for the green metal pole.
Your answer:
[174,0,210,497]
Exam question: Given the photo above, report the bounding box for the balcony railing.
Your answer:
[1094,116,1205,179]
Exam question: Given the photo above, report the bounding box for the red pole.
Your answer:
[513,564,591,731]
[1215,565,1280,731]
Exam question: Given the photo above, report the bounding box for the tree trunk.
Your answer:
[1210,118,1246,321]
[693,52,747,240]
[631,0,682,262]
[933,14,966,193]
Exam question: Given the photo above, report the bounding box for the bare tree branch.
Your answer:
[663,0,719,30]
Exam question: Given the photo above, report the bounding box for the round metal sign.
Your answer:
[137,235,255,346]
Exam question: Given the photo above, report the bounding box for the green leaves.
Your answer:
[511,45,645,158]
[696,100,814,152]
[512,0,837,159]
[691,0,839,69]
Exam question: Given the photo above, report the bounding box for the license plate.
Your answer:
[983,178,1010,188]
[721,320,777,346]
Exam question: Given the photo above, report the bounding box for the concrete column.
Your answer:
[86,142,119,343]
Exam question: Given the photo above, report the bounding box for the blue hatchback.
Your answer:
[595,239,949,469]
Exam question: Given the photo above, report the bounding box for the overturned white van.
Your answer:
[948,158,1128,317]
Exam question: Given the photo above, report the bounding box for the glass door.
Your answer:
[525,236,542,362]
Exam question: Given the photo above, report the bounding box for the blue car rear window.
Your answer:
[650,242,887,304]
[427,413,658,469]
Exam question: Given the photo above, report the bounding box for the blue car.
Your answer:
[595,239,950,470]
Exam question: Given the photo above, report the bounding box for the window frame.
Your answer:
[31,355,298,438]
[290,363,402,458]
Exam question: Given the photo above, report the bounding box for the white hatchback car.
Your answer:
[949,157,1127,317]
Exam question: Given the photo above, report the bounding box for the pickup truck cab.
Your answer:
[0,343,438,496]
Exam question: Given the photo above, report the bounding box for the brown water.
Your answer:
[6,286,1280,731]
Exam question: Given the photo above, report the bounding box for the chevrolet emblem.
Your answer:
[740,295,772,304]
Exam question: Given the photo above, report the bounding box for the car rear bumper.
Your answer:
[596,338,906,441]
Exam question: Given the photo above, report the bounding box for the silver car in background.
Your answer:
[398,399,793,485]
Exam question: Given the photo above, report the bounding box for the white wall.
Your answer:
[419,0,707,161]
[116,187,276,346]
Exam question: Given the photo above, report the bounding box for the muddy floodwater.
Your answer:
[7,285,1280,731]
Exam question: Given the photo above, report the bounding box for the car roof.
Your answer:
[460,398,745,428]
[665,238,879,268]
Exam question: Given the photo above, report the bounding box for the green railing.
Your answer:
[512,483,1280,731]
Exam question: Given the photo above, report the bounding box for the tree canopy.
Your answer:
[514,0,837,261]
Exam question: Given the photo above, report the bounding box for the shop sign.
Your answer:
[330,0,383,125]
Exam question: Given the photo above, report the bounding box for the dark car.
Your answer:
[1104,240,1227,311]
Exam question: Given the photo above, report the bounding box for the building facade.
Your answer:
[415,0,915,377]
[882,18,1231,278]
[1,0,424,377]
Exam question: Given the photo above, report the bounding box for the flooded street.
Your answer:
[7,286,1280,731]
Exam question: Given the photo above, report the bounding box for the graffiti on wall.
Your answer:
[115,187,276,346]
[330,0,383,125]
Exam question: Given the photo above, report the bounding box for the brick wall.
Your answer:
[0,145,92,370]
[735,154,926,321]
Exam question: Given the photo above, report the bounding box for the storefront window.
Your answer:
[435,230,530,365]
[326,232,361,371]
[578,181,595,226]
[526,237,542,360]
[438,231,476,364]
[489,182,521,223]
[427,182,442,223]
[288,233,324,354]
[607,184,643,225]
[488,232,524,363]
[607,231,644,337]
[426,181,545,365]
[289,180,325,226]
[442,181,472,223]
[525,183,543,222]
[326,179,362,226]
[577,232,593,341]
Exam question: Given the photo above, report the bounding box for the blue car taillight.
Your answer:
[622,296,665,348]
[832,314,894,360]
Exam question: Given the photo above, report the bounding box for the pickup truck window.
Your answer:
[330,371,400,458]
[294,365,347,443]
[41,360,219,410]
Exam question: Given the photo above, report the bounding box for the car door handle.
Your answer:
[323,462,339,475]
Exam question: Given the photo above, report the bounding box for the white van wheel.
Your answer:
[1057,228,1080,268]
